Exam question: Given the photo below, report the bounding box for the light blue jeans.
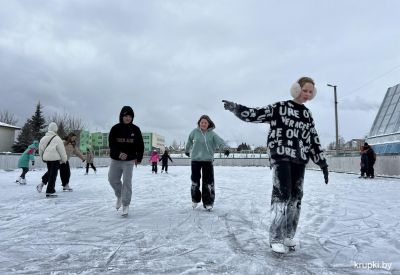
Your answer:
[108,159,134,206]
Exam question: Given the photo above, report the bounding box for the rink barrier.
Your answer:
[1,154,399,177]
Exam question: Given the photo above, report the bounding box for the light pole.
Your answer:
[327,84,339,155]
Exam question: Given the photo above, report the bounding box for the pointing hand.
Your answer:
[222,100,237,111]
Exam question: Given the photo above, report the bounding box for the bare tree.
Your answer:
[0,110,18,125]
[48,112,86,136]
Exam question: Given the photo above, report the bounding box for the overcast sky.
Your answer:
[1,0,400,147]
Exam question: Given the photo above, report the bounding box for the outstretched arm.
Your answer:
[222,100,273,123]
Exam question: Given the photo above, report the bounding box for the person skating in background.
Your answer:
[37,132,85,193]
[149,150,160,174]
[223,76,329,254]
[160,150,173,173]
[108,106,144,217]
[363,142,376,178]
[185,114,230,211]
[38,122,67,197]
[359,145,369,179]
[85,148,97,175]
[16,140,39,185]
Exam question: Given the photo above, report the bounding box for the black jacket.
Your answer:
[232,100,327,168]
[160,153,173,165]
[108,106,144,162]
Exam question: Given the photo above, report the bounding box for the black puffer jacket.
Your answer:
[232,100,327,168]
[108,106,144,162]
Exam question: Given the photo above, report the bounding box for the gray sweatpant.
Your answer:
[108,159,134,206]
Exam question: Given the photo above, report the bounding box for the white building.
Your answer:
[0,122,21,152]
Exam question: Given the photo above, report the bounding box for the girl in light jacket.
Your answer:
[185,115,229,211]
[38,122,67,197]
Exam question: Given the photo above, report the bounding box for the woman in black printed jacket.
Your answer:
[223,76,329,254]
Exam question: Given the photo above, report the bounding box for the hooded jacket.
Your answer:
[17,141,38,168]
[231,100,327,168]
[185,127,228,162]
[39,122,68,163]
[108,106,144,162]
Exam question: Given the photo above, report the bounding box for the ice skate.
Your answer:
[36,183,44,193]
[46,193,58,198]
[84,173,88,175]
[284,238,296,251]
[63,184,73,192]
[121,205,129,216]
[270,243,286,254]
[15,177,22,184]
[192,202,198,209]
[205,205,213,211]
[115,197,122,210]
[19,178,27,185]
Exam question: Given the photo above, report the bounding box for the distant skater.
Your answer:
[160,150,173,173]
[16,140,39,185]
[149,150,160,174]
[223,76,329,254]
[185,114,229,211]
[85,149,97,175]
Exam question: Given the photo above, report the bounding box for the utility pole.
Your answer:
[327,84,339,155]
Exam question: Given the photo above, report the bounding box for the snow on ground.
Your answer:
[0,166,399,275]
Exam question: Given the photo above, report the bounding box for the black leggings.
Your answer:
[86,163,97,173]
[20,167,29,179]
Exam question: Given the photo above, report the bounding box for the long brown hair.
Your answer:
[197,115,215,129]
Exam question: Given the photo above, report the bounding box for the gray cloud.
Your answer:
[1,0,400,147]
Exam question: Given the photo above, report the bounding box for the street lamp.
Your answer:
[327,84,339,155]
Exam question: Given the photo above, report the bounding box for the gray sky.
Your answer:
[1,0,400,147]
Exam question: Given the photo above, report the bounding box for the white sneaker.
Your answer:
[270,243,286,254]
[205,205,213,211]
[192,202,198,209]
[122,205,129,216]
[36,183,44,193]
[116,197,122,210]
[283,238,296,247]
[63,184,73,191]
[19,178,27,185]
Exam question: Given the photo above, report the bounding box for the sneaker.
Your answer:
[116,197,122,210]
[270,243,286,254]
[46,193,58,198]
[205,205,213,211]
[283,238,296,247]
[19,178,27,185]
[192,202,198,209]
[122,205,129,216]
[36,183,44,193]
[63,184,73,191]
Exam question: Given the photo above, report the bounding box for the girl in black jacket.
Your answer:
[223,77,329,254]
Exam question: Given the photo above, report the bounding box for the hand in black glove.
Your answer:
[222,100,237,111]
[322,166,329,184]
[224,150,230,157]
[31,161,35,166]
[185,152,190,157]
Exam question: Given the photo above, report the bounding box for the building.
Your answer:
[0,122,21,152]
[78,130,109,155]
[143,132,165,153]
[366,83,400,154]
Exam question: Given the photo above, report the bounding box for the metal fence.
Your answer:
[1,153,399,177]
